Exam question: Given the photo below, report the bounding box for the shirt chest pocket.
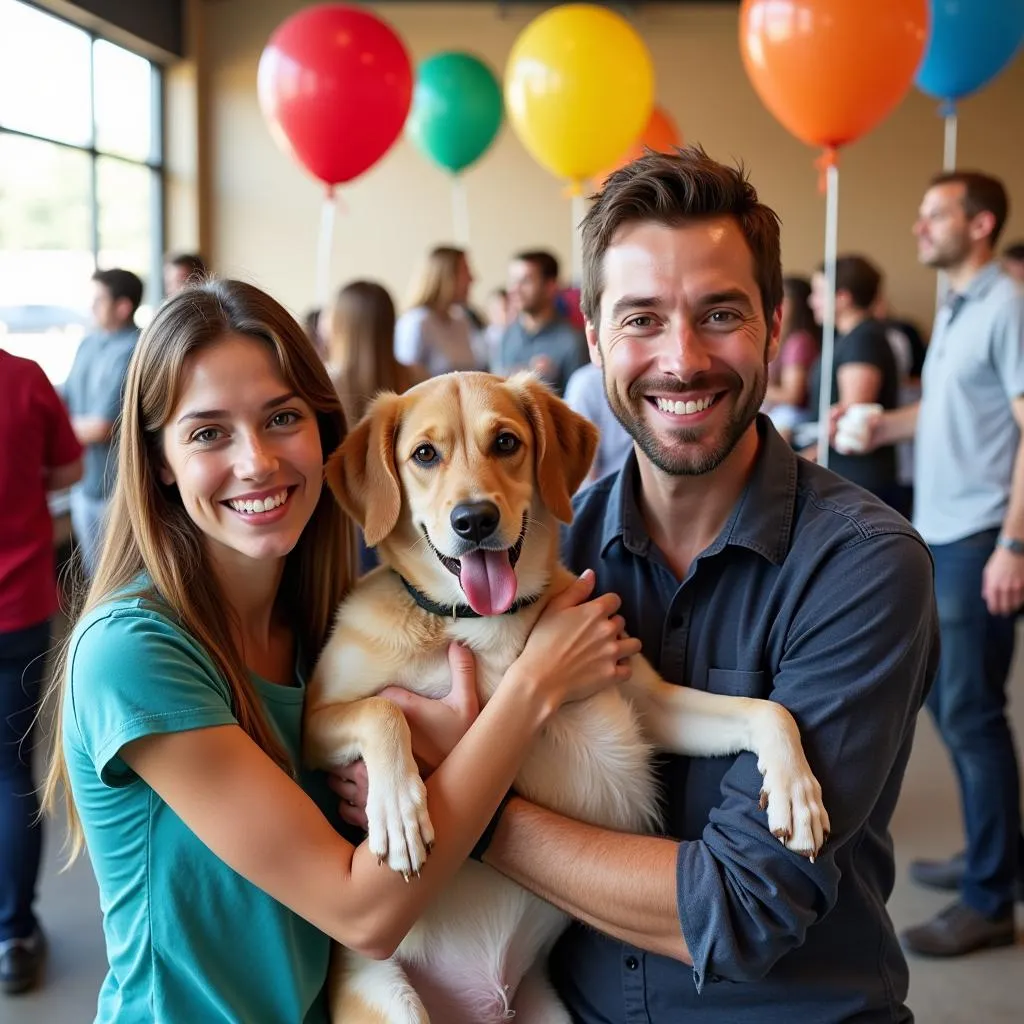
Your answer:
[705,668,769,698]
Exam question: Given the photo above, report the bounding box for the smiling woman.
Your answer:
[38,279,359,1022]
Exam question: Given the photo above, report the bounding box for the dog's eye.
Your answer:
[412,443,438,465]
[494,432,520,455]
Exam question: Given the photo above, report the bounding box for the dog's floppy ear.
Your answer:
[324,392,403,547]
[510,372,599,523]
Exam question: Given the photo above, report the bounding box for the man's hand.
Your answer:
[328,642,480,830]
[982,546,1024,616]
[72,415,113,446]
[828,403,847,445]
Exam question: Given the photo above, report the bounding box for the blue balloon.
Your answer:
[915,0,1024,103]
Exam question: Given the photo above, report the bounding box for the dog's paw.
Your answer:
[758,762,830,859]
[365,766,434,878]
[754,707,830,859]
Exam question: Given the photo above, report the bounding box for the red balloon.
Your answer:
[257,4,413,188]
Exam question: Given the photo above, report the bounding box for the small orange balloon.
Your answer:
[595,104,682,187]
[739,0,928,153]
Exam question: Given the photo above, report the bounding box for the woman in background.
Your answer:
[394,246,482,378]
[324,280,411,426]
[324,279,412,573]
[762,275,821,440]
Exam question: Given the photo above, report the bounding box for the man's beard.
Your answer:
[602,357,768,477]
[921,233,971,270]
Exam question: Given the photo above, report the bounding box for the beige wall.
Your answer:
[196,1,1024,332]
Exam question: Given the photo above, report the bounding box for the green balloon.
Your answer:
[407,52,503,174]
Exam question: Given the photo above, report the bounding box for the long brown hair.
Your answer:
[405,245,466,315]
[42,279,356,859]
[325,280,405,423]
[782,275,821,346]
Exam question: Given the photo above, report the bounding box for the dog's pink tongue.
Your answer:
[458,549,517,616]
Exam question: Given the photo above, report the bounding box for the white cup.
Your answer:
[834,403,883,455]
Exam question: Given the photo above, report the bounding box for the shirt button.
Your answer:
[670,614,684,630]
[625,955,639,970]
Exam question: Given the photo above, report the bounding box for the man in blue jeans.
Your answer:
[863,170,1024,956]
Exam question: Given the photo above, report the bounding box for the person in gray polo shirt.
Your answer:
[856,170,1024,957]
[63,268,142,577]
[497,250,588,395]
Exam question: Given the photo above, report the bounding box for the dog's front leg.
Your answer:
[306,698,435,878]
[623,659,830,858]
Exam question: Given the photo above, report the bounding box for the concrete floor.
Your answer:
[5,638,1024,1023]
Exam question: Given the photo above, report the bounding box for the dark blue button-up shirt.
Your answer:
[552,417,939,1024]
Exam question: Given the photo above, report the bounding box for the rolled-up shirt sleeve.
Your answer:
[677,530,938,990]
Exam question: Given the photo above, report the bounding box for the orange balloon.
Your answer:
[595,104,682,186]
[739,0,928,153]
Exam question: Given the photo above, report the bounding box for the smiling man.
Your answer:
[476,148,941,1023]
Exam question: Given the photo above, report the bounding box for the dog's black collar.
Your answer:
[397,573,540,620]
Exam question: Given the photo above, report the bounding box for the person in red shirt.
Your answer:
[0,349,82,995]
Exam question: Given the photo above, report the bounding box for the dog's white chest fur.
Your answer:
[441,612,657,834]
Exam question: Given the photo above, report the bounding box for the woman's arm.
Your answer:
[121,572,639,959]
[121,671,545,959]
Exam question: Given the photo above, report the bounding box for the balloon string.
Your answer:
[814,147,839,195]
[570,192,586,287]
[935,107,958,311]
[316,186,337,308]
[816,161,840,470]
[451,177,470,246]
[942,109,958,171]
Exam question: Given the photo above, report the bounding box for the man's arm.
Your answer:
[46,458,83,491]
[75,338,136,448]
[995,397,1024,540]
[981,396,1024,615]
[31,358,84,479]
[980,293,1024,614]
[72,415,114,446]
[486,531,937,988]
[485,800,689,961]
[874,401,919,446]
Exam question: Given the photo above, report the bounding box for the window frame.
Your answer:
[0,0,166,305]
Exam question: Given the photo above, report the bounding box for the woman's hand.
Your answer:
[507,569,642,718]
[329,642,480,829]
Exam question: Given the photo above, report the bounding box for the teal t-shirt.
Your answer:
[64,591,342,1023]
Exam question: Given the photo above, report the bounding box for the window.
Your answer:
[0,0,163,385]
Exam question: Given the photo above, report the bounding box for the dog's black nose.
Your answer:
[451,501,500,544]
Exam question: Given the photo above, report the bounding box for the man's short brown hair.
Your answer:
[816,255,883,312]
[580,145,782,327]
[929,171,1009,247]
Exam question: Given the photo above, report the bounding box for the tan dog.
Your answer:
[306,371,829,1023]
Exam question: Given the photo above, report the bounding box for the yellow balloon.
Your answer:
[505,4,655,187]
